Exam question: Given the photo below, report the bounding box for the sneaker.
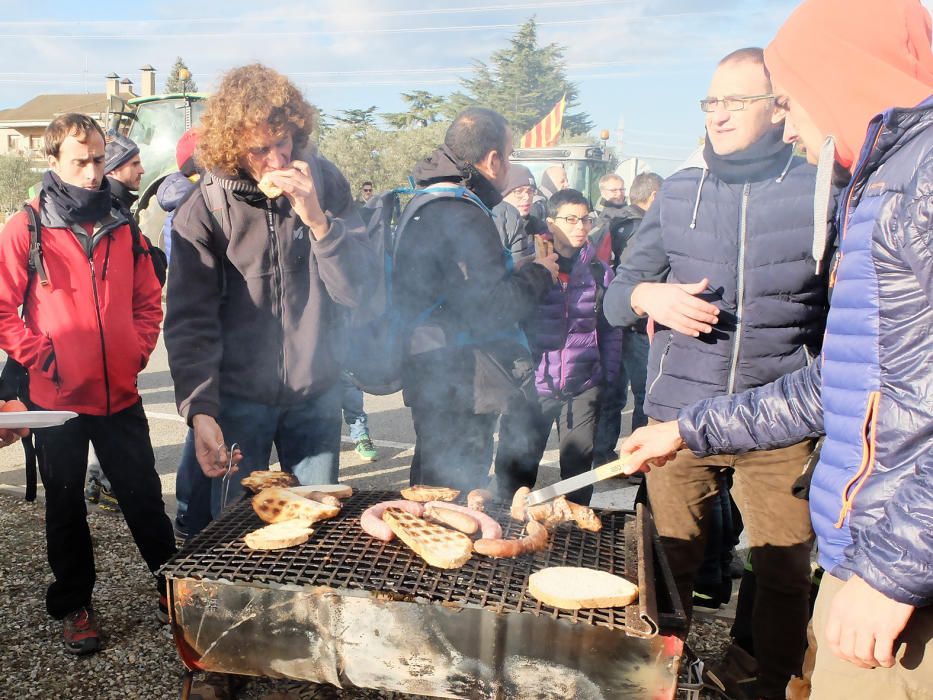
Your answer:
[97,484,121,513]
[62,606,101,655]
[703,643,759,700]
[157,594,170,625]
[84,476,101,504]
[354,436,378,462]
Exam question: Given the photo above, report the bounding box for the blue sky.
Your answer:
[2,1,931,174]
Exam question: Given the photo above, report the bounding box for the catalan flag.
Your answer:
[519,95,567,148]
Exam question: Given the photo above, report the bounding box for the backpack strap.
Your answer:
[198,173,232,296]
[22,202,49,287]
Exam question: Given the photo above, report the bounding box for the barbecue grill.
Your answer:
[162,491,686,699]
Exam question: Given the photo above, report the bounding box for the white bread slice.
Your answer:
[252,487,341,524]
[382,507,473,569]
[289,484,353,500]
[244,519,315,550]
[400,485,460,503]
[528,567,639,609]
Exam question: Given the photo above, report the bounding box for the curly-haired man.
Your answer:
[164,64,374,528]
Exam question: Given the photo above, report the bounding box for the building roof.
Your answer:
[0,92,135,124]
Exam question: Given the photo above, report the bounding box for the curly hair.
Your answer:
[196,64,317,176]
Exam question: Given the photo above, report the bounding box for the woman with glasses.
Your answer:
[493,188,622,504]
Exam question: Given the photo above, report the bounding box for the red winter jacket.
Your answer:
[0,198,162,415]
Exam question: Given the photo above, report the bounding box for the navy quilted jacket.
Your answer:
[679,97,933,606]
[604,138,829,421]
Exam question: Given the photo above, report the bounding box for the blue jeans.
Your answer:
[173,430,211,535]
[342,373,370,442]
[184,385,342,528]
[593,328,650,458]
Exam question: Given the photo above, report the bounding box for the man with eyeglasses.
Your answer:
[603,47,830,700]
[493,188,622,503]
[493,163,547,263]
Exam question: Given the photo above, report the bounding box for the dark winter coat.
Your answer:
[394,146,553,413]
[165,152,374,420]
[156,171,197,262]
[492,200,547,264]
[604,129,830,421]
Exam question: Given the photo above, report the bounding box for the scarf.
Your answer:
[42,170,112,223]
[703,125,793,184]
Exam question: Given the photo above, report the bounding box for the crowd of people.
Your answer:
[0,0,928,698]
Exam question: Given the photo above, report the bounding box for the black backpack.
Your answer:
[342,184,493,395]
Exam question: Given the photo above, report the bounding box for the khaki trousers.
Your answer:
[808,573,933,699]
[645,432,815,698]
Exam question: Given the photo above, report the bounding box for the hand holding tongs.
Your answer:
[218,441,240,511]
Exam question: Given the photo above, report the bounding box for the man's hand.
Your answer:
[630,279,720,337]
[265,161,330,239]
[192,414,242,479]
[618,420,685,474]
[825,575,914,669]
[0,400,30,447]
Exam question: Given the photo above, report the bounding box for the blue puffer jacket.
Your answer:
[604,135,830,421]
[679,97,933,606]
[526,243,623,399]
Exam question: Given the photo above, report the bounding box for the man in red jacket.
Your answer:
[0,113,176,656]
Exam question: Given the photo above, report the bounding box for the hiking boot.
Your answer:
[62,606,101,656]
[84,476,101,504]
[354,436,378,462]
[97,484,121,513]
[703,643,759,700]
[157,594,170,625]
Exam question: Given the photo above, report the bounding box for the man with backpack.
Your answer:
[164,64,373,524]
[0,113,176,656]
[392,107,558,493]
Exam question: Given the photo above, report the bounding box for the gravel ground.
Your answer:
[0,492,733,699]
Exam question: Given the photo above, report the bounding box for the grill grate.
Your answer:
[163,490,643,631]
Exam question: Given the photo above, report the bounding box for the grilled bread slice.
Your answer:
[252,487,341,524]
[382,507,473,569]
[244,519,315,550]
[400,485,460,503]
[241,470,298,493]
[289,484,353,500]
[528,567,639,609]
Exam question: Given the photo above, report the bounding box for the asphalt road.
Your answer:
[0,323,640,515]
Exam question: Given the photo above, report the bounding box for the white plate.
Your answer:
[0,411,78,428]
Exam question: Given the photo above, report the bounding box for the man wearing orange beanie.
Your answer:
[617,1,933,697]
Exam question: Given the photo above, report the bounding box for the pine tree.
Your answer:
[164,57,198,94]
[449,18,592,137]
[383,91,448,130]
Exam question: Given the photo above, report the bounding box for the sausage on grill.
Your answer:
[360,500,425,542]
[426,501,502,540]
[474,521,548,558]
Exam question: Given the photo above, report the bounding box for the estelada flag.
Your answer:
[519,95,567,148]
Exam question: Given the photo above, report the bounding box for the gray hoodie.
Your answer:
[165,152,374,420]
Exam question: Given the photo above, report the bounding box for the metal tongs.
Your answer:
[218,442,239,512]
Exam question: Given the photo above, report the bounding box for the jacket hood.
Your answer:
[765,0,933,170]
[411,145,502,208]
[157,172,198,212]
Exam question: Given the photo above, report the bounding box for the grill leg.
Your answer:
[178,670,194,700]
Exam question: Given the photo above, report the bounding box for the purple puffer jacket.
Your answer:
[526,243,623,399]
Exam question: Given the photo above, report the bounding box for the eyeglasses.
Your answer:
[699,94,775,112]
[553,214,595,227]
[362,188,373,192]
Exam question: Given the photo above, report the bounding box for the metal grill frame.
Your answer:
[163,491,684,636]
